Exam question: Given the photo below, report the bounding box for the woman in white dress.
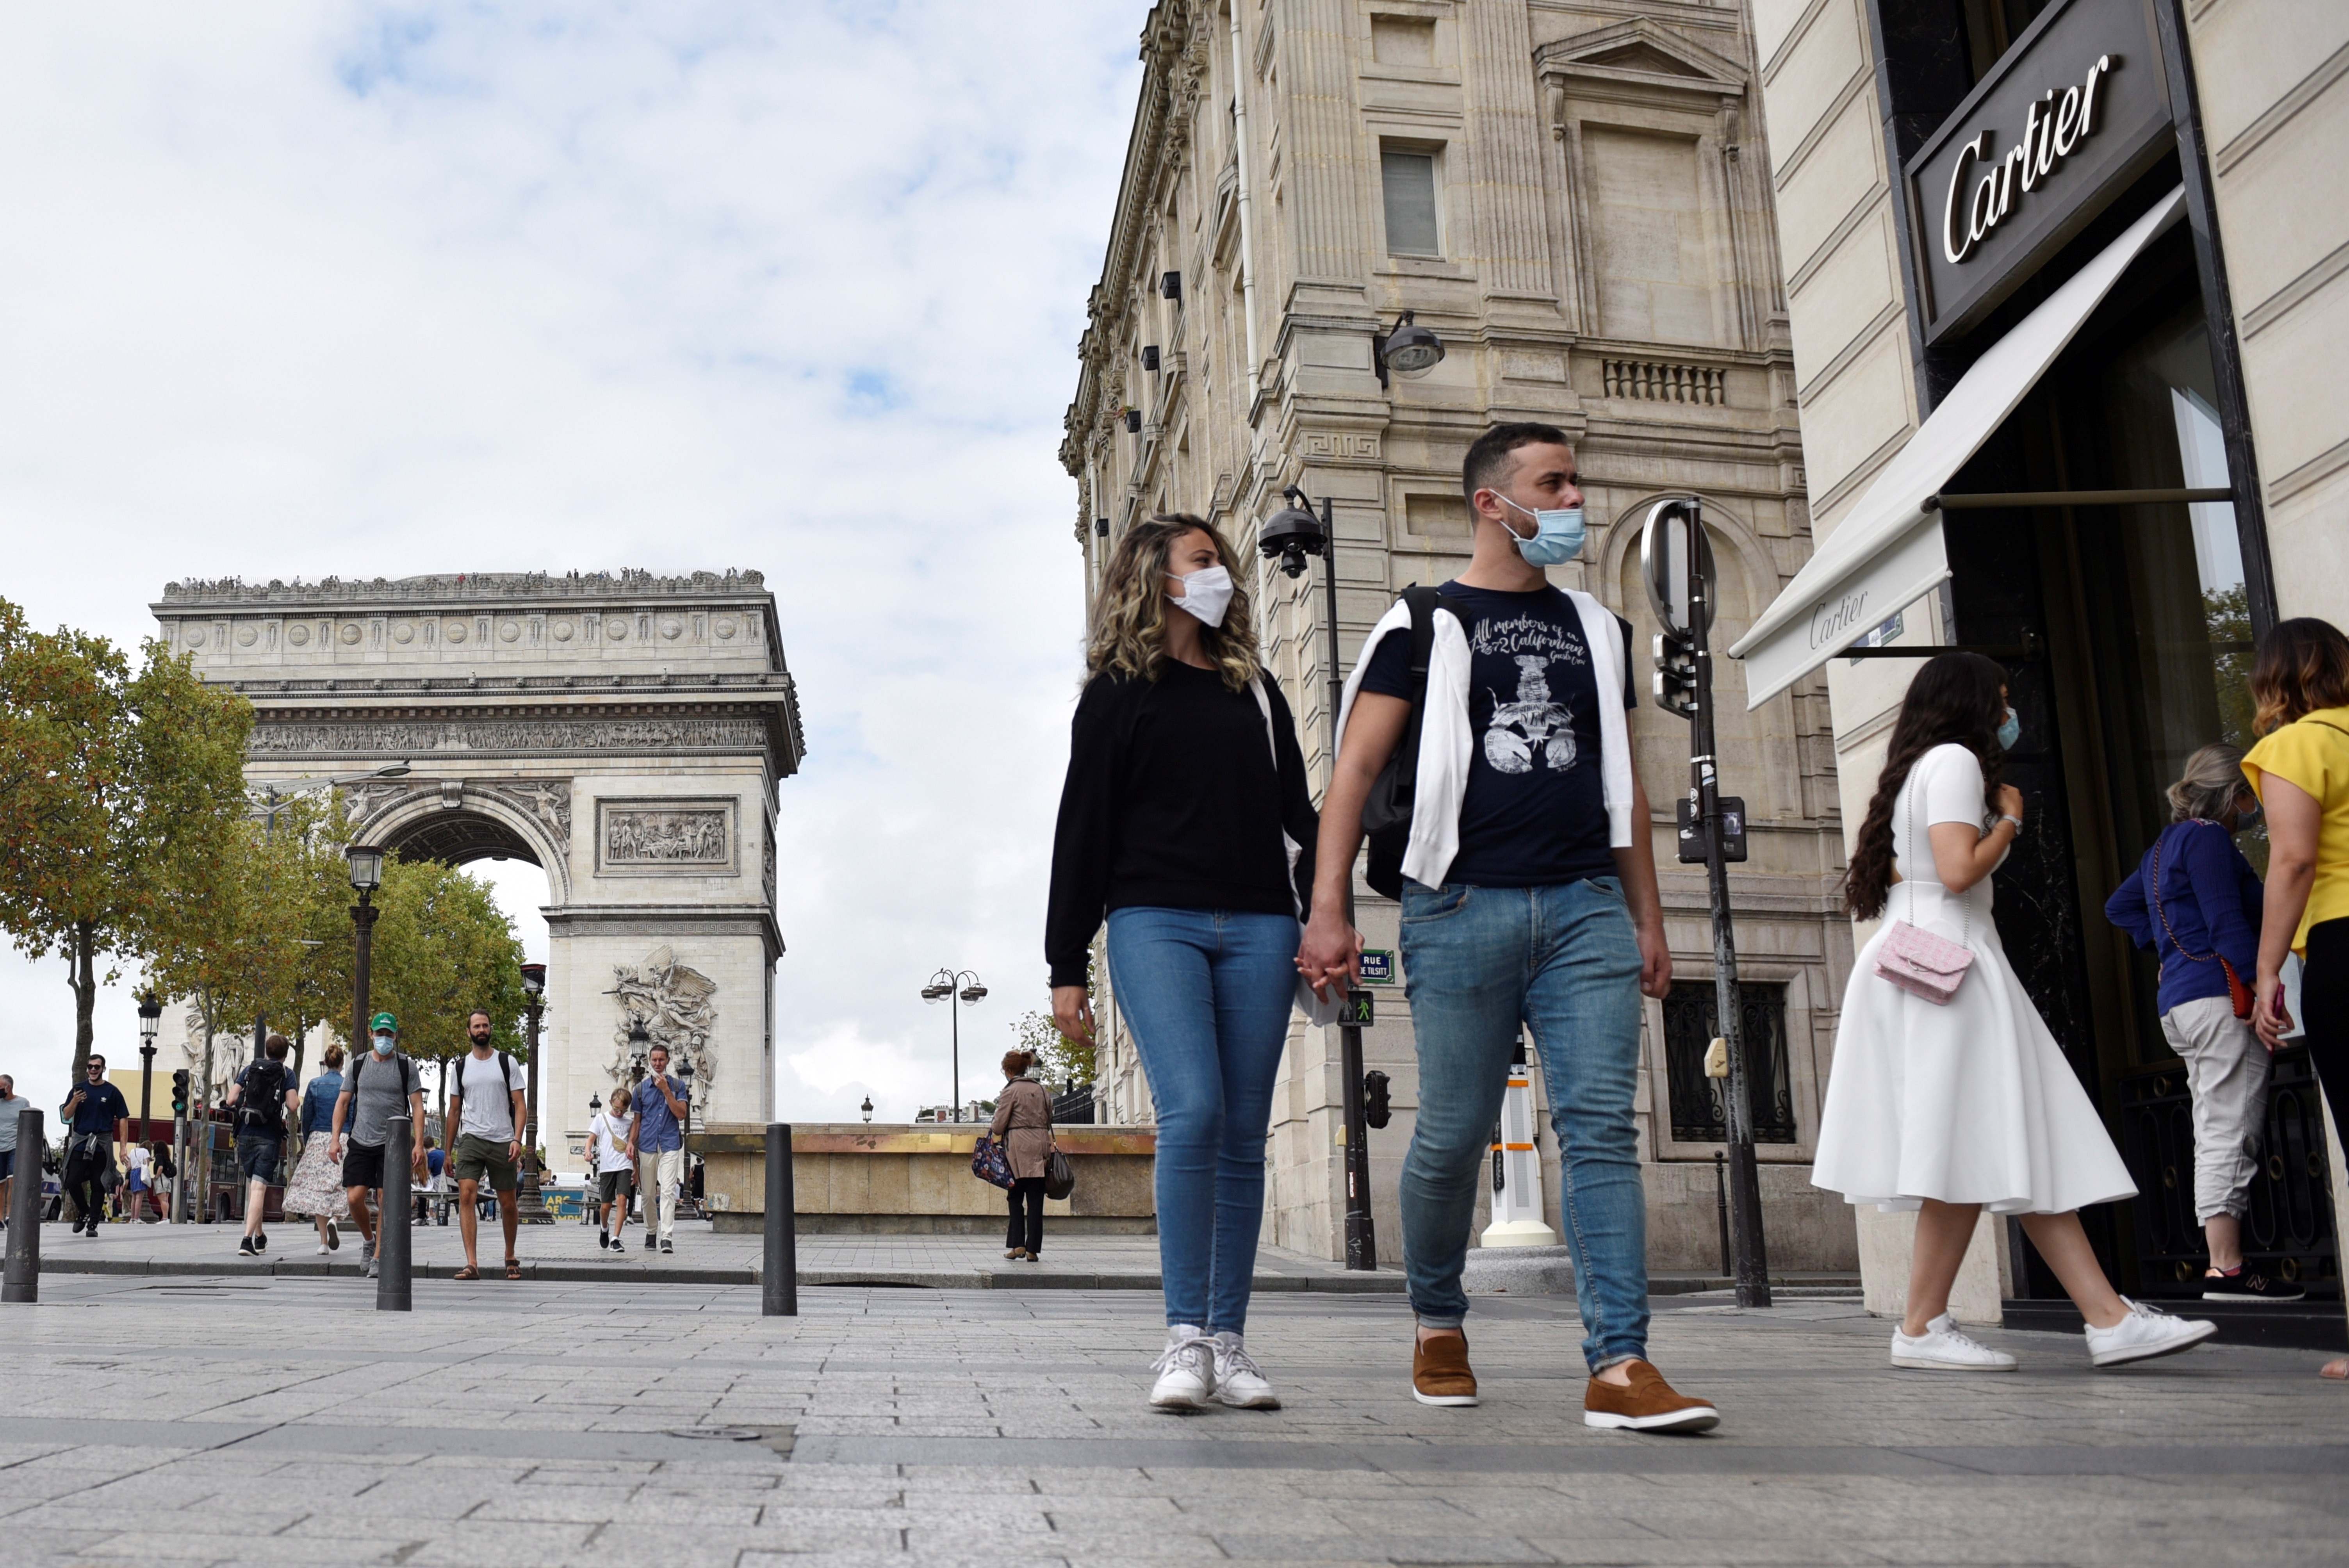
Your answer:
[1814,652,2216,1370]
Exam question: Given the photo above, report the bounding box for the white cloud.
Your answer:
[0,2,1139,1125]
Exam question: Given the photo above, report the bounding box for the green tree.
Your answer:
[1012,1008,1096,1089]
[0,597,253,1077]
[365,856,531,1069]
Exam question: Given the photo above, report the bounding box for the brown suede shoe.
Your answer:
[1412,1331,1480,1406]
[1582,1360,1719,1433]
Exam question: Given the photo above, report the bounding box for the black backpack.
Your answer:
[234,1062,287,1136]
[1362,586,1466,900]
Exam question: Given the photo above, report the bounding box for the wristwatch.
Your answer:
[1998,813,2025,832]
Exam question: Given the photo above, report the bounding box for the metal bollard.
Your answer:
[378,1115,412,1312]
[762,1122,796,1317]
[3,1110,43,1303]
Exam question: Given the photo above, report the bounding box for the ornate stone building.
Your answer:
[150,571,803,1176]
[1061,0,1857,1270]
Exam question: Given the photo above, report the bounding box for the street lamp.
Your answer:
[1257,482,1378,1272]
[136,993,163,1221]
[921,968,987,1120]
[860,1096,873,1125]
[249,762,412,1062]
[1372,310,1445,387]
[345,846,383,1068]
[518,962,549,1224]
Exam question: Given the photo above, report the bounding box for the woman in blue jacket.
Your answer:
[2106,744,2298,1302]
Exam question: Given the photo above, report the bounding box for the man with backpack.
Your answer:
[224,1035,300,1256]
[330,1012,427,1280]
[1297,422,1720,1434]
[447,1009,529,1281]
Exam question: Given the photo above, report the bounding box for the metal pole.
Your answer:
[138,1045,155,1151]
[3,1110,43,1302]
[762,1122,797,1316]
[378,1113,412,1311]
[1318,495,1376,1271]
[1686,499,1771,1309]
[951,995,961,1121]
[351,891,378,1059]
[171,1113,185,1224]
[519,998,547,1223]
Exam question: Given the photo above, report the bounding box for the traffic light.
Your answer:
[1363,1071,1392,1131]
[1652,629,1698,718]
[170,1070,190,1116]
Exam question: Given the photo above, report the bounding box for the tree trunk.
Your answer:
[69,919,97,1078]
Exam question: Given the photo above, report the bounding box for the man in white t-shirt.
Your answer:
[587,1096,636,1250]
[446,1010,529,1281]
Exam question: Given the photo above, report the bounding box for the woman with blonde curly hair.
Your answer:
[1046,513,1317,1412]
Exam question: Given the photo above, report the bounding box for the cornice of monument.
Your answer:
[153,568,770,611]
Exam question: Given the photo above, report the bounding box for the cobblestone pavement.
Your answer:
[0,1272,2342,1566]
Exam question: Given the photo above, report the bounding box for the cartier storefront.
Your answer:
[1741,0,2349,1334]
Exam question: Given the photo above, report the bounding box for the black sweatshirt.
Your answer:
[1044,663,1319,988]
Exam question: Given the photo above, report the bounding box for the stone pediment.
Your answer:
[1536,20,1748,107]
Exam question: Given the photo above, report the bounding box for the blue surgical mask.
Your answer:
[1996,708,2021,751]
[1497,495,1586,567]
[371,1033,395,1057]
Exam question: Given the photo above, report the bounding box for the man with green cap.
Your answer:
[329,1012,426,1279]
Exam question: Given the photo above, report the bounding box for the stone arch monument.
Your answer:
[151,571,805,1175]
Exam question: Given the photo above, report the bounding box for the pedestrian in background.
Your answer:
[330,1012,426,1279]
[1047,512,1317,1412]
[989,1050,1053,1263]
[633,1044,687,1255]
[225,1035,299,1257]
[588,1093,635,1249]
[1816,652,2216,1370]
[2105,743,2296,1301]
[2240,616,2349,1380]
[285,1044,349,1254]
[0,1073,27,1234]
[448,1010,529,1282]
[60,1054,128,1237]
[121,1142,158,1223]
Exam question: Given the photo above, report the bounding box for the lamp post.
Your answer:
[252,763,411,1063]
[860,1096,873,1125]
[586,1092,602,1228]
[919,969,987,1120]
[136,994,161,1144]
[1259,483,1378,1271]
[675,1054,696,1217]
[346,844,383,1057]
[518,962,549,1223]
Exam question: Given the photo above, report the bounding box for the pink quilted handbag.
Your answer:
[1872,762,1976,1005]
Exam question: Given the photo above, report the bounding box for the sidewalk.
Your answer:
[0,1270,2340,1566]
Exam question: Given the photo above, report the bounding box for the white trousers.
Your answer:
[637,1147,684,1241]
[2161,994,2270,1222]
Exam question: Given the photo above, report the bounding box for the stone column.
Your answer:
[1460,0,1558,310]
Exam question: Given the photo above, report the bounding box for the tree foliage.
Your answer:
[1011,1008,1096,1089]
[0,597,253,1075]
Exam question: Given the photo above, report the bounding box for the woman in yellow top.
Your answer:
[2241,617,2349,1381]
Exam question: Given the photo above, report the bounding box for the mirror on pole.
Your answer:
[1640,499,1716,638]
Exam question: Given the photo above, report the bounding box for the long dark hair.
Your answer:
[1843,651,2009,920]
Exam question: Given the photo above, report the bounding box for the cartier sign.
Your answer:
[1905,0,2173,344]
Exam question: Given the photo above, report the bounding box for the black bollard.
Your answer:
[762,1122,796,1317]
[377,1114,412,1312]
[3,1110,43,1303]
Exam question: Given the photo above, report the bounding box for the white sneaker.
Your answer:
[1210,1332,1281,1409]
[1149,1326,1217,1411]
[2084,1298,2218,1367]
[1890,1313,2019,1371]
[316,1242,330,1256]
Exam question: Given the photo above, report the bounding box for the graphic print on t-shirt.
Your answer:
[1473,613,1589,777]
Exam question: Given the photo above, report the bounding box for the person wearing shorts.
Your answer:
[587,1095,636,1250]
[448,1010,529,1281]
[226,1037,298,1258]
[331,1014,426,1280]
[0,1074,27,1232]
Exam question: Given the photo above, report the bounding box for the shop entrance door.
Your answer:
[1941,224,2335,1304]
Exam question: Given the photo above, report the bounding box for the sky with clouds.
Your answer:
[0,3,1141,1126]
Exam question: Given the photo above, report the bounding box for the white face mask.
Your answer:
[1167,564,1233,629]
[371,1033,396,1057]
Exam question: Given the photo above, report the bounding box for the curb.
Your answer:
[27,1256,1408,1294]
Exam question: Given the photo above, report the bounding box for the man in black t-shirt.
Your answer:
[225,1034,299,1257]
[1301,422,1720,1435]
[60,1054,130,1235]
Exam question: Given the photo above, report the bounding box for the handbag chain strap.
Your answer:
[1904,755,1969,946]
[2148,826,2226,979]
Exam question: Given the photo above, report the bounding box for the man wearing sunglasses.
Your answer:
[61,1055,130,1235]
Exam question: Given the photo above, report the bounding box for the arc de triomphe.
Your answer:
[152,571,804,1174]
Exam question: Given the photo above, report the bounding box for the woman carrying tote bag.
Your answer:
[1045,512,1318,1413]
[989,1051,1054,1263]
[1813,652,2215,1371]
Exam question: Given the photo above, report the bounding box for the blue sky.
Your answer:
[0,2,1142,1124]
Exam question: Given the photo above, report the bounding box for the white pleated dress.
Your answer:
[1813,743,2137,1215]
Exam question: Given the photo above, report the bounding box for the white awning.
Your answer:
[1730,185,2187,709]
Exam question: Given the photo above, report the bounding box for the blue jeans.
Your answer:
[1106,906,1299,1333]
[1397,876,1649,1371]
